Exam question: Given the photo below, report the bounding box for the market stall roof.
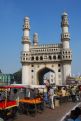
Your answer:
[11,84,46,89]
[11,84,30,88]
[0,85,25,89]
[30,85,46,89]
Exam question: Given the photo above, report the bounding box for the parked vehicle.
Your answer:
[0,85,25,120]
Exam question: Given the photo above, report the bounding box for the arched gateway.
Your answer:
[37,67,55,85]
[21,12,72,86]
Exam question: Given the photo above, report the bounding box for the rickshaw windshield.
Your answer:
[0,85,25,101]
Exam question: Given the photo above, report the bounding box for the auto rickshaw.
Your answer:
[0,85,25,120]
[18,85,46,116]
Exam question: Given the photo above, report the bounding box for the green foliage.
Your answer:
[13,69,22,83]
[0,69,2,73]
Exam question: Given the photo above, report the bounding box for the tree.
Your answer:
[13,69,22,84]
[0,69,2,73]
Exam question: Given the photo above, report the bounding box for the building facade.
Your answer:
[43,71,55,84]
[21,12,72,85]
[0,73,14,85]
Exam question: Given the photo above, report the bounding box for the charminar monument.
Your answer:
[21,12,72,86]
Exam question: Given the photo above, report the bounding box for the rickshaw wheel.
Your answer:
[0,111,5,120]
[11,107,17,117]
[5,107,17,119]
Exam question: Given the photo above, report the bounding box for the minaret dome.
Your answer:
[33,32,38,46]
[61,12,69,27]
[23,16,30,30]
[62,12,68,16]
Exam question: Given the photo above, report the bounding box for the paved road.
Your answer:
[9,102,81,121]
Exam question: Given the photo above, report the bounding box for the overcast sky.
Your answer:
[0,0,81,75]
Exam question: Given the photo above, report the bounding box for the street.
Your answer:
[8,102,81,121]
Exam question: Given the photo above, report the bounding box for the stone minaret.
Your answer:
[33,33,38,46]
[21,16,31,84]
[61,12,72,84]
[61,12,70,48]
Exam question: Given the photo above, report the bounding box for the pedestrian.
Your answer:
[9,88,19,106]
[71,86,76,102]
[48,86,55,109]
[43,86,49,104]
[61,87,67,102]
[30,88,37,99]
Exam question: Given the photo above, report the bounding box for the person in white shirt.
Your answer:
[48,87,55,109]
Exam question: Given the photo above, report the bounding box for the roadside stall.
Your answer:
[0,85,25,120]
[56,85,71,104]
[19,85,46,116]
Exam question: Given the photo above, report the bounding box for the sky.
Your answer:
[0,0,81,75]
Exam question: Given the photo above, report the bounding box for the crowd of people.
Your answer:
[43,84,81,110]
[0,84,80,109]
[0,84,81,120]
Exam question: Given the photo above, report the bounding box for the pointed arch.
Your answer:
[37,67,55,85]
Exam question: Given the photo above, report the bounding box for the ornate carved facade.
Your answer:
[21,12,72,85]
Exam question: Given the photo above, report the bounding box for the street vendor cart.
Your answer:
[18,85,46,116]
[0,85,25,120]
